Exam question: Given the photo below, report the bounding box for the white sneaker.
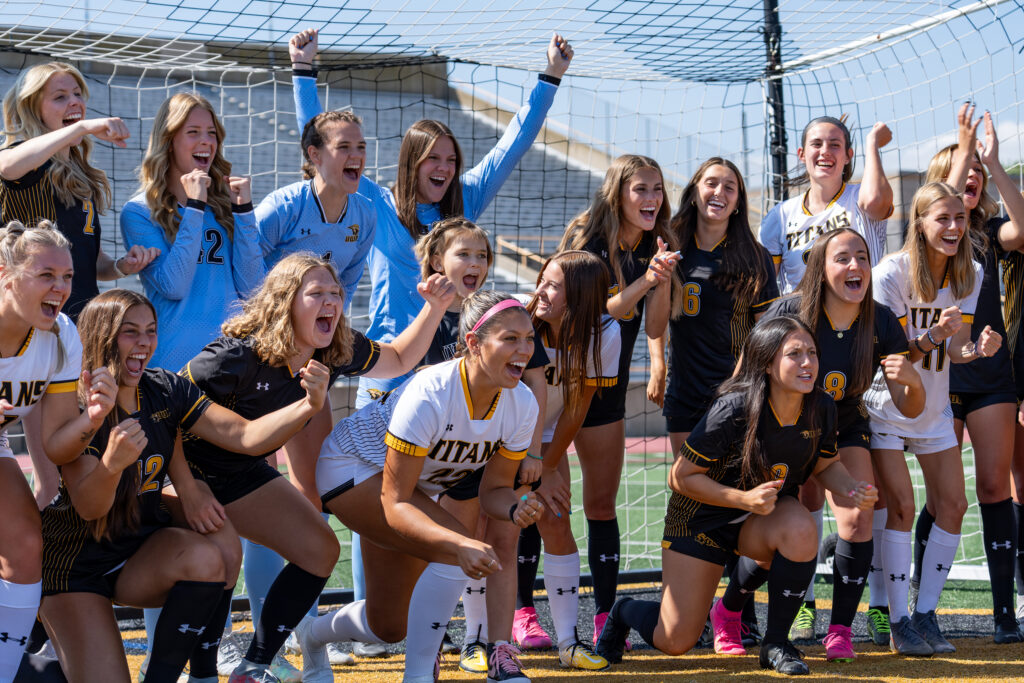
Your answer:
[284,632,301,656]
[269,653,301,683]
[294,615,333,683]
[217,631,250,677]
[327,642,356,666]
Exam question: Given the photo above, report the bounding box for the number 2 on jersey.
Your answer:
[196,229,225,264]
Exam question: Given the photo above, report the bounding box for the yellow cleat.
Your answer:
[459,640,489,674]
[558,638,609,671]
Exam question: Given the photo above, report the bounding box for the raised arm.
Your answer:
[224,177,266,297]
[977,111,1024,252]
[290,28,325,131]
[0,118,129,180]
[363,274,455,378]
[946,102,980,196]
[858,122,894,221]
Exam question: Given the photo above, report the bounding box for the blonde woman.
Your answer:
[120,92,264,375]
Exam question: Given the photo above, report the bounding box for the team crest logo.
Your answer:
[800,428,820,440]
[345,224,359,243]
[770,463,789,482]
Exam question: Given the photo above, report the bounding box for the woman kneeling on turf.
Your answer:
[298,291,543,683]
[39,289,333,683]
[595,316,877,676]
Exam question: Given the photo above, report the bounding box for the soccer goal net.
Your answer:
[2,0,1022,586]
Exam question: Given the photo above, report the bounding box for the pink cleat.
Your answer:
[823,624,856,662]
[512,607,554,650]
[594,611,631,652]
[709,599,746,655]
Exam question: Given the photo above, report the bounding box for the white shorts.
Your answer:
[316,437,383,505]
[869,427,959,455]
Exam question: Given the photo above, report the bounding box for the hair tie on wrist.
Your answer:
[471,299,525,332]
[525,452,543,461]
[926,328,939,347]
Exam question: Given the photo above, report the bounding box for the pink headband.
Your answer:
[471,298,525,332]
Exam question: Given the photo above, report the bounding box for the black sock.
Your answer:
[981,498,1017,619]
[764,553,816,644]
[587,518,621,615]
[16,651,67,683]
[245,564,329,665]
[721,556,768,613]
[146,580,224,683]
[831,539,872,627]
[614,599,660,650]
[912,506,935,585]
[516,524,541,609]
[1014,502,1024,600]
[25,619,48,654]
[188,587,235,677]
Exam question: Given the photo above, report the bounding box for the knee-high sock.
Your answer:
[763,553,816,644]
[16,651,67,683]
[831,539,872,627]
[0,579,40,683]
[804,508,824,602]
[242,540,285,628]
[403,563,467,680]
[146,581,224,683]
[613,598,660,650]
[542,552,580,648]
[25,619,47,654]
[245,564,328,665]
[912,506,935,585]
[915,524,959,614]
[309,600,386,646]
[516,524,541,609]
[462,577,487,643]
[882,529,912,621]
[868,509,888,608]
[1015,502,1024,604]
[587,518,620,615]
[188,587,235,678]
[351,532,366,602]
[720,556,769,613]
[981,499,1017,619]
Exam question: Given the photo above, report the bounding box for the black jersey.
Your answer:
[1003,228,1024,394]
[762,296,908,422]
[664,236,779,419]
[952,217,1015,394]
[41,368,211,592]
[664,390,837,536]
[583,231,654,367]
[182,333,379,477]
[0,148,100,319]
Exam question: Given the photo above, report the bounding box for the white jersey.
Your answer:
[540,315,620,442]
[0,314,82,457]
[324,358,538,496]
[863,252,983,438]
[759,183,888,293]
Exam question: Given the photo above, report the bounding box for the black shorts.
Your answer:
[950,391,1017,421]
[189,459,282,505]
[661,522,742,566]
[663,391,708,434]
[837,402,872,451]
[439,466,541,502]
[42,526,159,598]
[582,377,627,428]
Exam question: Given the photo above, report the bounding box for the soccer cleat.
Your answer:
[441,631,459,654]
[911,610,955,654]
[283,632,300,656]
[459,639,488,674]
[994,614,1024,644]
[511,607,553,650]
[184,677,218,683]
[217,631,249,676]
[593,611,631,651]
[788,603,816,641]
[486,642,530,682]
[595,598,632,664]
[294,615,333,683]
[352,640,389,658]
[327,642,356,665]
[758,640,809,676]
[269,653,301,683]
[908,579,920,615]
[865,607,890,646]
[888,616,933,656]
[696,618,713,649]
[227,660,281,683]
[709,599,746,655]
[558,633,610,671]
[823,624,856,662]
[741,614,762,647]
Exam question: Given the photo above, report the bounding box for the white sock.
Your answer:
[0,579,40,683]
[404,563,467,680]
[915,524,960,614]
[882,529,912,621]
[462,576,488,643]
[868,509,888,607]
[310,600,385,646]
[805,507,824,601]
[542,552,580,649]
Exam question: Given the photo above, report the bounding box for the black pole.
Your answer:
[763,0,787,203]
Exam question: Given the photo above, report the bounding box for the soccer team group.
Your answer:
[0,22,1020,683]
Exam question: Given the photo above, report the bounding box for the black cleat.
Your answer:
[993,614,1024,644]
[741,615,762,647]
[594,598,632,664]
[759,640,809,676]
